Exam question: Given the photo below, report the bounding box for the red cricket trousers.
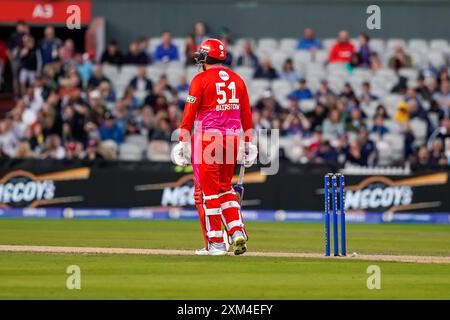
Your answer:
[192,132,246,244]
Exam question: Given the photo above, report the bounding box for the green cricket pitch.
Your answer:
[0,219,449,299]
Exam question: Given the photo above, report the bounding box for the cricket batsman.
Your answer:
[172,38,258,256]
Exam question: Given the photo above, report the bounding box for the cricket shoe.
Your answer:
[231,231,247,255]
[194,248,209,256]
[194,242,228,256]
[206,242,228,256]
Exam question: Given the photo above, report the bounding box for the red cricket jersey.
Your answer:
[179,66,253,142]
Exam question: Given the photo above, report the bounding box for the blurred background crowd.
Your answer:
[0,20,449,167]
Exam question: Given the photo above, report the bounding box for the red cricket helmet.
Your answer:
[195,38,227,65]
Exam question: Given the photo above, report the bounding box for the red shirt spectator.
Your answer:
[328,30,355,63]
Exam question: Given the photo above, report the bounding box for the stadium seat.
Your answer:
[257,38,278,56]
[103,64,120,81]
[250,79,271,97]
[293,51,311,71]
[352,68,372,82]
[312,50,328,64]
[125,135,148,152]
[146,66,164,83]
[186,66,200,82]
[386,38,406,50]
[271,52,288,71]
[279,38,297,54]
[322,38,335,50]
[234,66,254,83]
[271,79,294,96]
[430,39,449,53]
[147,140,171,162]
[398,68,419,82]
[370,38,385,53]
[427,51,444,68]
[408,39,428,55]
[383,94,403,116]
[410,118,428,146]
[299,99,316,113]
[119,143,143,161]
[99,140,118,160]
[383,120,402,133]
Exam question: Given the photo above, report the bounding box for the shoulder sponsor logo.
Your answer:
[219,70,229,81]
[186,95,197,103]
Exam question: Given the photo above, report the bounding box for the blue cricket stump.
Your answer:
[331,175,339,256]
[324,174,331,256]
[339,174,346,256]
[324,173,346,257]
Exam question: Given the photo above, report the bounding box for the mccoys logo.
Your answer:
[0,168,90,208]
[345,173,448,213]
[135,171,266,207]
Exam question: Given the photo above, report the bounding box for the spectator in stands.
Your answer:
[58,39,75,67]
[394,101,409,123]
[254,57,278,80]
[39,26,61,66]
[185,34,197,66]
[433,80,450,118]
[237,40,259,69]
[374,104,389,119]
[310,141,338,165]
[371,114,389,136]
[154,32,179,62]
[280,58,298,82]
[288,78,313,100]
[124,41,149,65]
[15,139,36,159]
[416,74,434,102]
[369,52,382,71]
[220,37,233,67]
[322,108,344,137]
[339,82,356,99]
[305,103,327,132]
[18,35,41,95]
[7,20,29,96]
[315,80,335,105]
[435,117,450,145]
[413,146,431,166]
[176,73,189,93]
[41,134,65,159]
[355,126,377,166]
[345,107,365,133]
[88,64,110,89]
[388,43,412,71]
[128,65,153,95]
[254,89,283,114]
[328,30,355,64]
[150,114,172,142]
[297,28,322,51]
[359,82,378,105]
[100,40,124,66]
[437,69,450,87]
[194,21,208,46]
[85,139,104,161]
[100,112,125,144]
[356,33,372,68]
[75,53,93,87]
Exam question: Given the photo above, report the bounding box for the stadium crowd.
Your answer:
[0,21,449,167]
